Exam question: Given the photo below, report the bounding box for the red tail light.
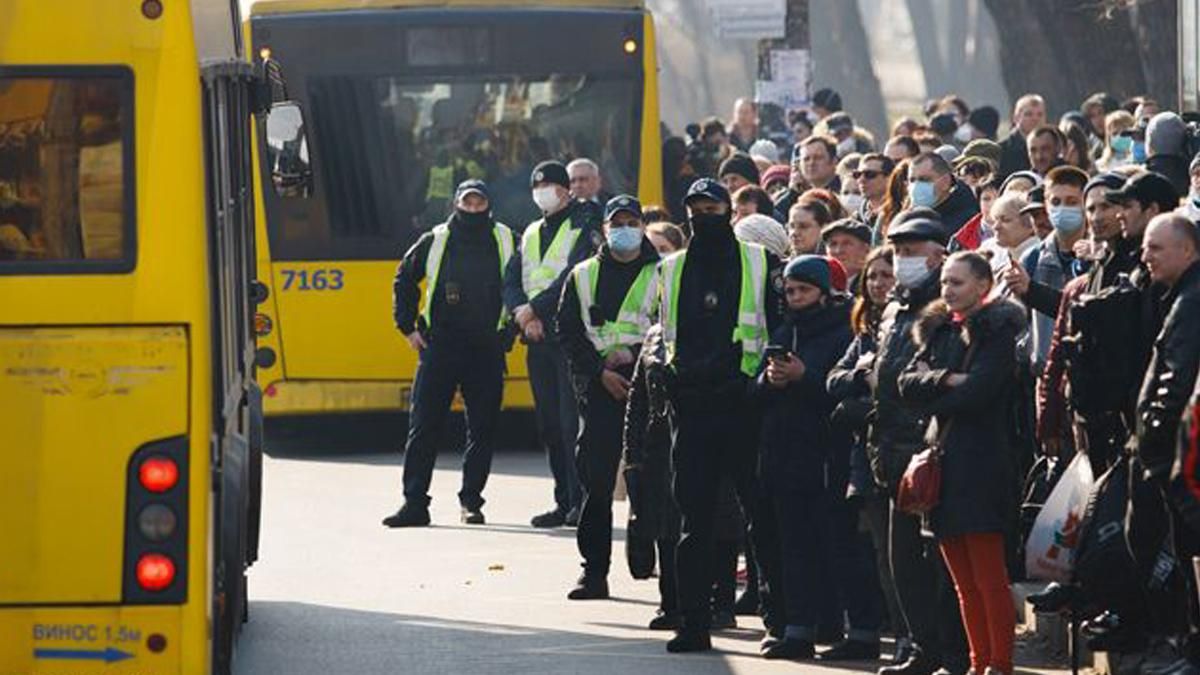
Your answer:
[136,554,176,591]
[139,457,179,493]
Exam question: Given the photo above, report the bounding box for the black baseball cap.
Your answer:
[530,161,569,189]
[455,179,489,202]
[604,194,643,221]
[1083,172,1126,199]
[821,218,872,244]
[684,177,731,206]
[1107,171,1178,212]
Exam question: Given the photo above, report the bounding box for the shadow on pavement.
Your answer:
[235,601,741,675]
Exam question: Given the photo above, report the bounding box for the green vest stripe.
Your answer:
[421,222,514,330]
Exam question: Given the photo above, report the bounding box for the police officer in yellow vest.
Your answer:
[504,161,602,528]
[557,195,660,600]
[660,178,785,653]
[383,179,515,528]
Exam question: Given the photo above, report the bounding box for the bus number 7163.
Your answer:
[280,269,344,291]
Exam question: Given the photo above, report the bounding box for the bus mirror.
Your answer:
[265,102,312,198]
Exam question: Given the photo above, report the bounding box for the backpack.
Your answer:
[1062,276,1144,416]
[1072,455,1188,635]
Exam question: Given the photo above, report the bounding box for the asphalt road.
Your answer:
[233,416,1071,675]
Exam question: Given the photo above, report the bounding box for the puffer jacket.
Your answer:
[897,298,1028,538]
[866,269,943,494]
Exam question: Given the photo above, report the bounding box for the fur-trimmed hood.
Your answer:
[912,297,1027,348]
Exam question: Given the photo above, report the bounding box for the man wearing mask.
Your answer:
[1003,166,1090,374]
[871,214,970,675]
[1026,126,1066,178]
[504,161,602,529]
[998,93,1046,180]
[659,178,785,653]
[1035,172,1140,473]
[558,195,661,600]
[384,180,516,527]
[826,112,863,159]
[908,152,979,239]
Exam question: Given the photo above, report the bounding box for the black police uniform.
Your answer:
[558,207,660,586]
[391,204,512,517]
[666,179,785,644]
[503,186,602,522]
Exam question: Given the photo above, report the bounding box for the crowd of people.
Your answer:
[385,87,1200,675]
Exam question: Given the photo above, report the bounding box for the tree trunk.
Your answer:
[981,0,1177,116]
[809,0,889,140]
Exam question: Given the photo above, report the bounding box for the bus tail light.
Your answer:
[136,554,176,591]
[139,456,179,493]
[124,437,188,603]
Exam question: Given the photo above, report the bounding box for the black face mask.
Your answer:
[689,211,731,233]
[455,209,491,228]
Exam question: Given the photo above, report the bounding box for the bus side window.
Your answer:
[265,101,312,198]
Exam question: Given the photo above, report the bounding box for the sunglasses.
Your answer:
[853,169,884,180]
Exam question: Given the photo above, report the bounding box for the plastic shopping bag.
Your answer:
[1025,452,1094,582]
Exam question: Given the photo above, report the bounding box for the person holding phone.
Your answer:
[753,255,854,659]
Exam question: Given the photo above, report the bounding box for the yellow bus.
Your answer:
[247,0,663,415]
[0,1,292,672]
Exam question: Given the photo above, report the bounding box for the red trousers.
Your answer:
[939,532,1014,674]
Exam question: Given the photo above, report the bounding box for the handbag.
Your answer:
[896,340,979,516]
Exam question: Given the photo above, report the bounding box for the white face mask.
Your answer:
[532,186,562,213]
[894,255,931,288]
[954,123,973,143]
[836,136,855,157]
[840,193,865,214]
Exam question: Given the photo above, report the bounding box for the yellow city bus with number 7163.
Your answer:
[0,0,305,672]
[246,0,662,416]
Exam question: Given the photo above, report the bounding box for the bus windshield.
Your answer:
[271,71,640,260]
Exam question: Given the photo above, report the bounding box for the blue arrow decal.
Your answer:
[33,647,134,663]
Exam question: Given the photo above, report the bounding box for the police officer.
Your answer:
[558,195,661,599]
[659,178,785,652]
[503,160,603,528]
[382,180,515,528]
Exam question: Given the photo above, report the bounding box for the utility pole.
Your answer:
[755,0,811,120]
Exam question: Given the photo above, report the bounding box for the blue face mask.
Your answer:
[1111,135,1133,155]
[1132,140,1147,163]
[1048,205,1085,235]
[607,226,643,254]
[909,179,937,208]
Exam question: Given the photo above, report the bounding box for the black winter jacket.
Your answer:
[1137,261,1200,480]
[897,299,1028,539]
[867,270,943,493]
[755,299,853,492]
[623,325,679,540]
[828,330,880,500]
[934,179,980,240]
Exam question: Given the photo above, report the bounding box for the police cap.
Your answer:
[604,194,643,222]
[684,177,731,207]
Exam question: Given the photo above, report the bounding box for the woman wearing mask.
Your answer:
[754,255,854,659]
[897,252,1027,675]
[825,247,903,664]
[1096,110,1136,172]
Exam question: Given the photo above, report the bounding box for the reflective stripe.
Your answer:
[422,222,515,329]
[660,242,768,376]
[521,217,582,298]
[573,256,659,355]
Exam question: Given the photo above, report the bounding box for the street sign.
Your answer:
[707,0,786,40]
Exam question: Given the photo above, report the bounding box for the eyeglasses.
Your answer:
[853,170,883,180]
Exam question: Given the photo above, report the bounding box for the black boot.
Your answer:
[1027,581,1076,613]
[666,629,711,653]
[381,503,430,528]
[877,650,940,675]
[762,638,815,660]
[530,507,566,528]
[648,610,681,631]
[566,575,609,600]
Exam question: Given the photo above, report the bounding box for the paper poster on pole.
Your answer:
[769,49,810,86]
[755,80,809,112]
